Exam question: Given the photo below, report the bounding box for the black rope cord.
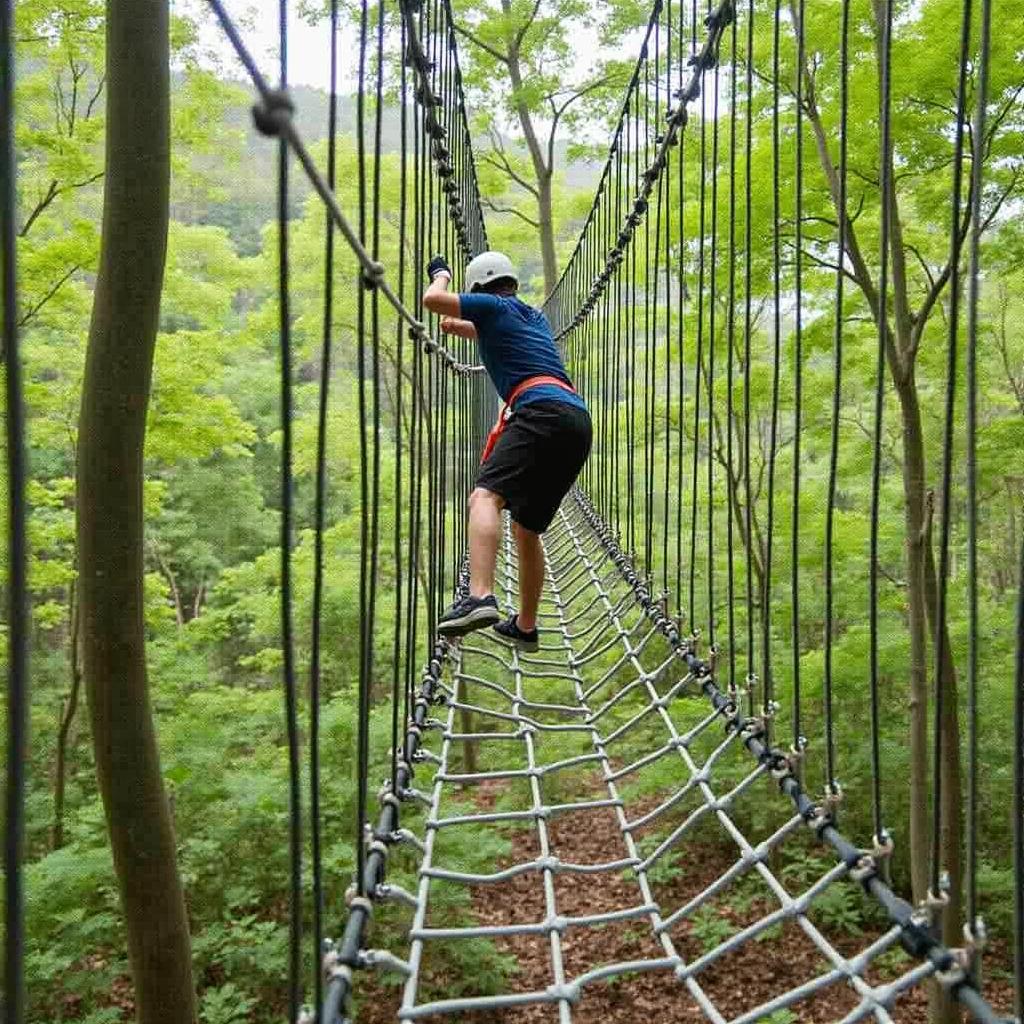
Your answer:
[761,0,781,742]
[789,0,805,762]
[741,0,754,716]
[550,0,1006,1017]
[204,2,489,1020]
[867,0,894,845]
[724,1,737,699]
[930,0,973,900]
[1015,532,1024,1023]
[308,0,340,1009]
[966,0,993,960]
[273,4,303,1018]
[822,0,850,806]
[689,0,705,631]
[3,0,29,1019]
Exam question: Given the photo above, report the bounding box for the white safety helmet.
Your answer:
[465,250,519,293]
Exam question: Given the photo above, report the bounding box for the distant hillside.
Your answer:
[173,77,601,253]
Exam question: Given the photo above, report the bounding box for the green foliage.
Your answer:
[757,1010,796,1024]
[200,983,258,1024]
[687,906,735,953]
[6,0,1023,1019]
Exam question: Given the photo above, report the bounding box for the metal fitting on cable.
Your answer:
[871,828,894,861]
[849,853,878,885]
[823,782,843,815]
[805,804,834,838]
[252,88,295,137]
[361,260,385,290]
[963,917,988,954]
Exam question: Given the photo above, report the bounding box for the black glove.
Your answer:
[427,253,452,282]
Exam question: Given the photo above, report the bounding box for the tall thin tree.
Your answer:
[76,1,196,1020]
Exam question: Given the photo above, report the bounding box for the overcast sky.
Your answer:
[190,1,616,98]
[192,1,363,92]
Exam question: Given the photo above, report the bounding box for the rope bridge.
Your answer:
[2,0,1023,1023]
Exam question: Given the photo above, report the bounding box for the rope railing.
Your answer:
[549,0,1016,1019]
[201,1,497,1019]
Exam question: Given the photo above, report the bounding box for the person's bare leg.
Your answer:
[513,522,544,631]
[468,487,504,598]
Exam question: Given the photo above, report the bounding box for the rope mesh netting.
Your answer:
[3,1,1024,1024]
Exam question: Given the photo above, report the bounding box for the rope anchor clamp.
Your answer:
[252,88,294,137]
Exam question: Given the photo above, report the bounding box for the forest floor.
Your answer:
[358,780,1016,1024]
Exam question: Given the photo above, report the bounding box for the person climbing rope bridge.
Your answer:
[422,250,592,650]
[4,0,1024,1022]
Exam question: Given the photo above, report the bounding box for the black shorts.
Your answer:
[476,400,592,534]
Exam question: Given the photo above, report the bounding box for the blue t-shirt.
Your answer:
[458,292,587,412]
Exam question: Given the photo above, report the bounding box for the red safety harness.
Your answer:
[480,374,578,465]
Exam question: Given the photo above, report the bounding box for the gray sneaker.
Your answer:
[493,614,539,653]
[438,594,501,637]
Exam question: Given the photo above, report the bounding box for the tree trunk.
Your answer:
[77,1,196,1021]
[536,173,558,298]
[895,376,960,1024]
[923,489,964,1024]
[52,581,82,851]
[503,24,558,296]
[894,376,932,909]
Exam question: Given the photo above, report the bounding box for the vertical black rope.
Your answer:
[275,2,302,1017]
[661,0,673,600]
[675,33,686,621]
[867,0,893,841]
[742,0,754,713]
[762,0,782,733]
[706,16,720,649]
[930,0,973,898]
[965,0,992,950]
[725,4,737,691]
[688,0,702,627]
[2,0,28,1017]
[309,0,339,1011]
[1015,531,1024,1024]
[354,0,371,899]
[368,0,385,772]
[789,0,804,757]
[823,0,850,803]
[392,5,409,807]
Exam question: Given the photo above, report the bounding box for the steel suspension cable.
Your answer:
[203,4,489,1021]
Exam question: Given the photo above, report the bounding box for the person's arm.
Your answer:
[422,254,461,318]
[440,316,478,340]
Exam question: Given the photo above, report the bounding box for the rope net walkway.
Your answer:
[344,492,998,1023]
